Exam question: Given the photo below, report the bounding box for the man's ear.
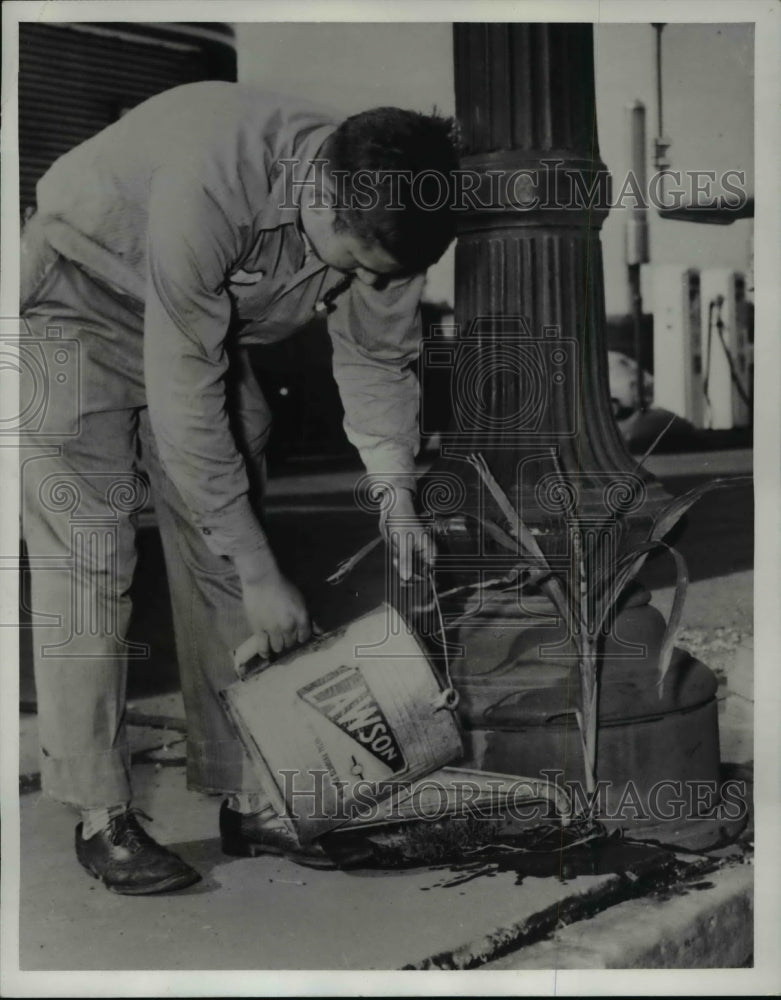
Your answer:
[300,197,335,253]
[318,164,342,215]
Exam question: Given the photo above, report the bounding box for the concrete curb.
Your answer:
[482,859,753,969]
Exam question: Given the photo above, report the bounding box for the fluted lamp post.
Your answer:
[426,22,669,540]
[410,26,731,839]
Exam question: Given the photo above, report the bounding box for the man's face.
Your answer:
[299,185,405,287]
[312,224,403,286]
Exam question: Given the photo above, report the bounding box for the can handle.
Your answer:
[232,623,324,681]
[231,634,274,681]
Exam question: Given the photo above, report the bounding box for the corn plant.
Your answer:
[464,451,749,799]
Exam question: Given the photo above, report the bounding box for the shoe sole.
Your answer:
[79,859,202,895]
[221,836,339,870]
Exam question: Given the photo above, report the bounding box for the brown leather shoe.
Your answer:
[76,810,201,895]
[219,802,372,870]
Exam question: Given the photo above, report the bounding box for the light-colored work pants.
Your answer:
[20,219,271,808]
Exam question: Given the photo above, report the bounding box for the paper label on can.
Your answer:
[297,665,407,774]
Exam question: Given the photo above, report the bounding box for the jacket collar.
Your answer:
[261,123,336,233]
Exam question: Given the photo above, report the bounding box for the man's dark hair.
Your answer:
[324,107,460,274]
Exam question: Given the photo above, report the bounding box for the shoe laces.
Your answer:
[106,807,157,850]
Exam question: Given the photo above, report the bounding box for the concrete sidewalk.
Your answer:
[16,570,754,972]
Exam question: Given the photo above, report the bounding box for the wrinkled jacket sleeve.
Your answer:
[326,272,425,494]
[144,167,269,558]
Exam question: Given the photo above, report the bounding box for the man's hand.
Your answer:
[234,547,316,659]
[379,487,436,582]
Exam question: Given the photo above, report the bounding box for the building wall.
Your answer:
[19,22,236,215]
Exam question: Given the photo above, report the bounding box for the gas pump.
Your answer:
[636,24,753,432]
[701,269,752,430]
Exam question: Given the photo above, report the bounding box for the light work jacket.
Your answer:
[34,81,425,557]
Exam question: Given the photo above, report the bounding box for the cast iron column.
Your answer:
[429,23,668,538]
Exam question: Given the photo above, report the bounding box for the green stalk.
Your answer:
[575,640,598,797]
[573,527,598,796]
[465,453,574,623]
[467,453,598,800]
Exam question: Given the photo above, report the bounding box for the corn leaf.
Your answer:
[631,412,680,474]
[652,543,689,695]
[576,640,599,794]
[648,475,751,544]
[466,453,548,561]
[326,535,383,584]
[465,453,581,631]
[590,474,749,610]
[459,510,544,562]
[593,544,655,633]
[593,538,689,695]
[591,476,746,635]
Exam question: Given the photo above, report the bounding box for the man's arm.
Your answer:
[144,168,312,654]
[326,272,434,579]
